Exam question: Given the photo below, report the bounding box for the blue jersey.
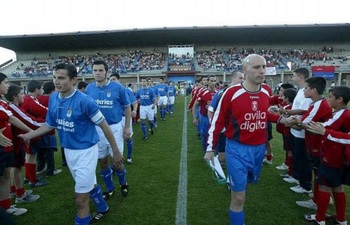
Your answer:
[156,83,168,96]
[136,87,156,106]
[150,86,159,97]
[125,87,137,113]
[85,81,130,124]
[46,90,103,150]
[168,86,176,97]
[209,89,224,112]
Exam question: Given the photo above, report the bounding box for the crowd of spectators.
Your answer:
[196,47,350,72]
[82,50,166,74]
[168,53,193,71]
[8,46,350,79]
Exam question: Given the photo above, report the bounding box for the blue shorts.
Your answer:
[39,134,57,149]
[317,163,343,188]
[28,139,41,154]
[0,148,14,176]
[226,140,265,192]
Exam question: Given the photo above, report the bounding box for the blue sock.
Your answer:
[149,122,154,130]
[100,167,115,192]
[229,210,244,225]
[75,215,91,225]
[154,117,157,125]
[162,108,165,118]
[126,139,133,159]
[141,123,147,137]
[170,105,174,113]
[89,185,108,213]
[115,167,127,186]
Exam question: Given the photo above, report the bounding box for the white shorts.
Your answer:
[168,96,175,105]
[158,96,168,106]
[121,116,133,138]
[65,145,98,193]
[96,122,124,159]
[140,105,154,121]
[153,105,157,114]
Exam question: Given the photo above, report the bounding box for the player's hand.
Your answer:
[151,105,155,109]
[204,151,215,165]
[0,128,12,147]
[123,127,131,139]
[131,111,137,118]
[112,151,124,167]
[193,118,199,126]
[18,131,32,142]
[306,121,325,135]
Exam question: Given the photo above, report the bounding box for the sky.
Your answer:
[0,0,349,65]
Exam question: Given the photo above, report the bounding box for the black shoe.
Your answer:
[90,208,109,224]
[102,189,115,200]
[143,136,148,140]
[121,184,129,197]
[150,129,154,135]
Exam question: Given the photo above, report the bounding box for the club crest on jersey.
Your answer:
[252,101,258,111]
[107,91,111,97]
[66,108,72,117]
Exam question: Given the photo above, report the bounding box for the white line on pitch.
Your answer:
[175,97,188,225]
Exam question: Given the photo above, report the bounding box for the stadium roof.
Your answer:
[0,23,350,52]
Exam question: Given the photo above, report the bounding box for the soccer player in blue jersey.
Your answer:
[156,77,169,121]
[109,73,138,164]
[136,78,157,140]
[167,81,176,116]
[19,63,123,225]
[85,60,131,200]
[147,78,159,127]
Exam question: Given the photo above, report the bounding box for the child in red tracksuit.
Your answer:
[304,86,350,225]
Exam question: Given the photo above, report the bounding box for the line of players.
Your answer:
[189,67,350,225]
[0,59,178,224]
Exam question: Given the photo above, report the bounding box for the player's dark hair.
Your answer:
[77,81,88,90]
[280,83,294,90]
[294,67,310,79]
[93,59,108,72]
[329,86,350,104]
[305,77,326,95]
[54,63,78,79]
[4,85,22,102]
[43,81,55,94]
[0,73,7,83]
[27,80,42,93]
[283,88,297,104]
[110,73,120,80]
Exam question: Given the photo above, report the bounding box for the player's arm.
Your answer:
[9,115,33,133]
[19,123,53,141]
[0,128,12,147]
[124,105,131,139]
[98,120,124,166]
[192,100,199,125]
[131,101,138,118]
